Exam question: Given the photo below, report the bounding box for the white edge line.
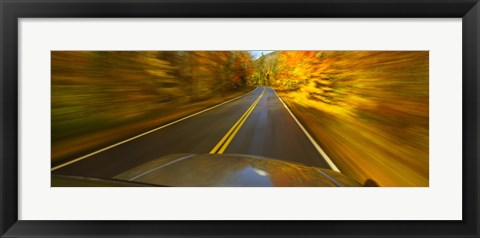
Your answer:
[51,87,259,171]
[127,154,196,181]
[316,169,343,187]
[271,88,341,173]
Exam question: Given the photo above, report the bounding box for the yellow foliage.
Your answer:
[51,51,254,143]
[258,51,429,186]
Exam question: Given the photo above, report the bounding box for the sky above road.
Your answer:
[250,51,274,59]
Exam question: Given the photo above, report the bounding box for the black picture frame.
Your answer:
[1,0,479,237]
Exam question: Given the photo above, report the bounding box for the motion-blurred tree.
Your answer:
[51,51,254,142]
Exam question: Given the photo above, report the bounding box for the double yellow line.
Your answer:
[210,88,265,154]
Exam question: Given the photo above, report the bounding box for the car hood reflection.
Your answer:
[114,153,361,187]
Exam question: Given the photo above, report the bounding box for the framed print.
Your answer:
[1,0,479,237]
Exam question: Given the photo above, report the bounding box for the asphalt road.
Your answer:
[52,86,333,178]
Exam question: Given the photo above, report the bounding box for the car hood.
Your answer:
[113,153,361,187]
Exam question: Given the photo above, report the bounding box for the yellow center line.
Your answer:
[217,94,263,154]
[209,88,265,154]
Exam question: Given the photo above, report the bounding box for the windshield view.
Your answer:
[51,51,428,187]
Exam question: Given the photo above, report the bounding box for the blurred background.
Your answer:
[254,51,429,186]
[52,51,254,164]
[52,51,428,186]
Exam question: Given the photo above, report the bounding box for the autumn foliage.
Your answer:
[52,51,254,161]
[254,51,429,186]
[52,50,429,186]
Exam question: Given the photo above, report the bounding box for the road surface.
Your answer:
[52,87,335,178]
